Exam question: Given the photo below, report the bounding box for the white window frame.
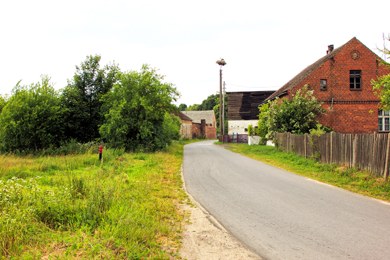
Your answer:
[378,110,390,132]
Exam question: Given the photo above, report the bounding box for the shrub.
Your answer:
[100,66,179,151]
[0,77,64,152]
[258,85,324,141]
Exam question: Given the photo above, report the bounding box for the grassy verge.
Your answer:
[224,143,390,202]
[0,141,189,259]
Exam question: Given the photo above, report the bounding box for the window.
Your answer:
[320,79,327,91]
[378,110,390,132]
[350,70,361,90]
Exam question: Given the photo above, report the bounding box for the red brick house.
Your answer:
[266,37,390,133]
[179,110,217,139]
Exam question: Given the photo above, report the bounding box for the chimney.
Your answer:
[327,44,334,54]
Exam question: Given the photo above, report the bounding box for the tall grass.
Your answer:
[225,144,390,202]
[0,141,187,258]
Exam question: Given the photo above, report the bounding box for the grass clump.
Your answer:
[0,141,188,258]
[225,143,390,202]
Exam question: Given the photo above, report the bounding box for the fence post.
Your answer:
[304,134,307,158]
[330,132,333,163]
[286,133,289,152]
[384,133,390,180]
[352,134,357,168]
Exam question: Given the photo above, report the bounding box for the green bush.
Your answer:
[0,95,6,113]
[258,85,324,141]
[247,124,254,136]
[100,65,179,151]
[258,102,270,144]
[0,77,64,152]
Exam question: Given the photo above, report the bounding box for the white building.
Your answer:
[226,91,274,135]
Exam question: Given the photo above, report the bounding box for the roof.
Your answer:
[226,91,275,120]
[181,110,216,125]
[177,112,193,121]
[265,37,358,101]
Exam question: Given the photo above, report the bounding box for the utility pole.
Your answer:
[216,58,226,141]
[222,81,226,138]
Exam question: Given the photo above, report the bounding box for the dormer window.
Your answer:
[350,70,361,90]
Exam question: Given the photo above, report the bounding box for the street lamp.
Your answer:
[216,58,226,141]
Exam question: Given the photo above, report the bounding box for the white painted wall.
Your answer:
[228,120,258,135]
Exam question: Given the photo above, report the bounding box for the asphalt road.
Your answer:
[182,140,390,260]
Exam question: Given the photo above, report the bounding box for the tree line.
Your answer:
[0,55,180,153]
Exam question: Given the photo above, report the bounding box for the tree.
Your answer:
[372,36,390,109]
[187,94,218,111]
[158,112,181,146]
[100,65,179,151]
[178,103,187,111]
[258,86,324,140]
[187,104,200,111]
[0,95,6,113]
[257,102,270,143]
[0,77,64,152]
[199,94,218,110]
[61,55,119,142]
[373,75,390,110]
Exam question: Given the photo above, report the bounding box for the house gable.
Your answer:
[181,110,216,127]
[267,37,390,133]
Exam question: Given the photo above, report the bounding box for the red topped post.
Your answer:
[99,145,103,161]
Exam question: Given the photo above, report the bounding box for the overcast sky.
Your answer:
[0,0,389,105]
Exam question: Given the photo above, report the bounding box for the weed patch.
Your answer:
[0,141,189,258]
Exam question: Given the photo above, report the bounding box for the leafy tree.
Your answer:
[178,103,187,111]
[257,102,270,143]
[373,75,390,110]
[0,77,63,152]
[0,95,6,113]
[258,86,324,140]
[372,37,390,109]
[61,55,119,142]
[158,112,181,146]
[199,94,218,110]
[100,65,179,151]
[187,94,218,111]
[187,104,200,111]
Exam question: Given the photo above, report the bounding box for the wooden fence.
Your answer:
[275,132,390,179]
[219,134,248,143]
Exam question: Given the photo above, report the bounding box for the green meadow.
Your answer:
[0,142,188,259]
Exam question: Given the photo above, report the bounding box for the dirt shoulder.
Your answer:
[179,195,261,260]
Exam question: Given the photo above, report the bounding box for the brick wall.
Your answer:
[192,123,216,139]
[319,103,379,133]
[289,38,390,133]
[205,126,217,139]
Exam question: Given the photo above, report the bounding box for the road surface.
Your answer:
[183,141,390,260]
